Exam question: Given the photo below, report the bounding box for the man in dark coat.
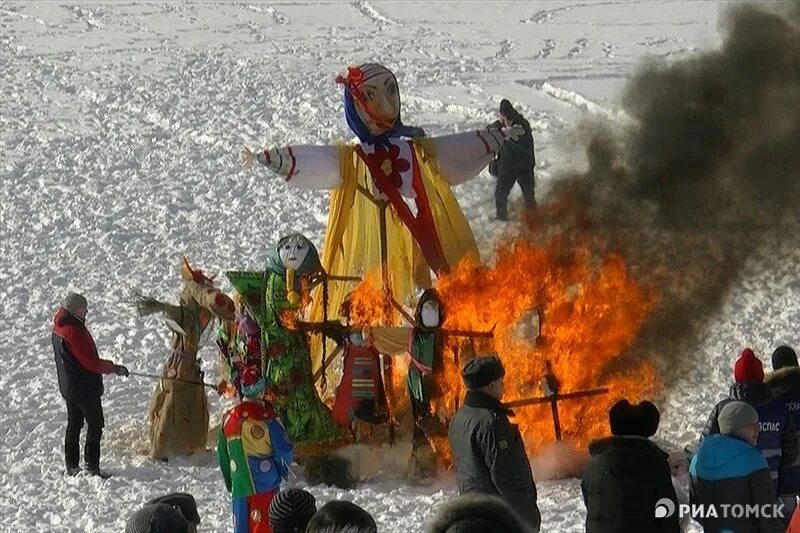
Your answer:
[52,293,128,477]
[490,99,536,220]
[448,355,540,531]
[765,345,800,519]
[690,401,784,533]
[581,399,680,533]
[700,348,798,492]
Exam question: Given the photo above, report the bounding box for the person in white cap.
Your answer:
[690,400,784,533]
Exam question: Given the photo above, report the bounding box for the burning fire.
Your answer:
[436,234,659,454]
[344,227,659,460]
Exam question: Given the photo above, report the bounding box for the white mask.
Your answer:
[420,300,440,328]
[348,331,365,346]
[279,236,309,272]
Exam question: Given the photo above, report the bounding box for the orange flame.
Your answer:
[344,230,659,460]
[348,272,398,327]
[436,234,659,454]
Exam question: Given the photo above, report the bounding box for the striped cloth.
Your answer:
[125,503,190,533]
[268,489,317,533]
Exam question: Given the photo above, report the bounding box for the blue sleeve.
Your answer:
[268,419,294,479]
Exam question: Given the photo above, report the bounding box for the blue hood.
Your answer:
[690,434,768,481]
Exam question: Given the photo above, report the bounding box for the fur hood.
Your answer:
[765,366,800,399]
[588,435,669,460]
[427,494,536,533]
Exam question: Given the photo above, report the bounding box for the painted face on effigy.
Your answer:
[354,66,401,136]
[279,235,310,271]
[420,300,441,328]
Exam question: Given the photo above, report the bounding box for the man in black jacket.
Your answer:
[765,345,800,520]
[52,293,128,477]
[490,99,536,221]
[582,399,680,533]
[448,355,540,531]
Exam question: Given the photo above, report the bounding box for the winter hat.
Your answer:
[268,488,317,533]
[63,292,88,314]
[240,365,267,398]
[461,355,505,390]
[772,345,798,371]
[125,503,191,533]
[734,348,765,384]
[305,500,377,533]
[427,493,537,533]
[499,99,514,116]
[145,493,200,527]
[609,400,660,437]
[718,400,759,435]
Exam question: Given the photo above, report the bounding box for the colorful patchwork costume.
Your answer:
[226,234,344,447]
[218,366,293,533]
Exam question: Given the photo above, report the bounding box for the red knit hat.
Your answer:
[734,348,764,384]
[239,365,267,398]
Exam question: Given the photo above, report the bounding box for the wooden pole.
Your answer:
[503,387,610,409]
[312,345,344,384]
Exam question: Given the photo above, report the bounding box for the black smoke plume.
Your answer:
[539,2,800,383]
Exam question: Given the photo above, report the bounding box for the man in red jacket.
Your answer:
[52,293,129,477]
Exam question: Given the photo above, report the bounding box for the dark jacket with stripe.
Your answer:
[700,382,797,492]
[448,391,540,531]
[52,308,115,403]
[765,367,800,495]
[581,436,680,533]
[690,434,783,533]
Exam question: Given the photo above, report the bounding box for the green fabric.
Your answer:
[407,331,436,403]
[217,427,257,497]
[262,272,343,444]
[227,436,256,497]
[216,427,232,493]
[226,268,343,445]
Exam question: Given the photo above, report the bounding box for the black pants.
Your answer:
[64,396,105,469]
[495,172,536,219]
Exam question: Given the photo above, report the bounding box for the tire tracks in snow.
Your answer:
[516,79,627,123]
[244,4,288,25]
[521,1,627,24]
[351,0,400,26]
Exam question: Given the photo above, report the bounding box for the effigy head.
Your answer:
[337,63,425,142]
[180,257,215,287]
[267,233,323,276]
[415,288,443,330]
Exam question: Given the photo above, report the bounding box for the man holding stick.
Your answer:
[52,293,129,478]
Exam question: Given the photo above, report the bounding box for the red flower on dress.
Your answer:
[368,143,410,189]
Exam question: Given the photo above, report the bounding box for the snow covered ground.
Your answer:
[3,1,798,531]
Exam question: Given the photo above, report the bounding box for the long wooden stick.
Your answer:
[128,371,217,390]
[503,387,610,409]
[313,345,344,383]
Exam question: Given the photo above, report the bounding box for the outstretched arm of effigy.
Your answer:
[426,125,524,186]
[241,144,342,190]
[135,296,182,323]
